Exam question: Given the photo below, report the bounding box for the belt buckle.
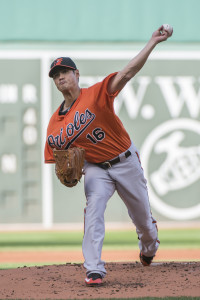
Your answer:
[102,161,112,169]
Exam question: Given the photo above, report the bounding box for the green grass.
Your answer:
[0,228,199,251]
[104,228,200,249]
[0,231,83,251]
[0,262,66,269]
[0,228,199,269]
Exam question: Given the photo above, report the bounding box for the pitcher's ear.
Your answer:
[75,69,80,81]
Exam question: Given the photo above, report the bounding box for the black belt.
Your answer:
[96,150,131,170]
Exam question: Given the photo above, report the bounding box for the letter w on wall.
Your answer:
[155,76,200,118]
[114,77,151,118]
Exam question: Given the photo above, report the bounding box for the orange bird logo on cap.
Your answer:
[54,58,63,66]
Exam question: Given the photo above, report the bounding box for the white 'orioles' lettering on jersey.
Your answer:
[48,108,96,149]
[66,109,94,137]
[48,127,66,148]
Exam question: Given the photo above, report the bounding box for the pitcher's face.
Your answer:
[53,67,79,92]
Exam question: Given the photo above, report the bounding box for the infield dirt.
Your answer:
[0,261,200,299]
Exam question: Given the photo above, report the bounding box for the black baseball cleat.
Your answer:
[140,251,154,266]
[85,273,103,286]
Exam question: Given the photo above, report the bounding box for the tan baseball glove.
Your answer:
[53,147,85,187]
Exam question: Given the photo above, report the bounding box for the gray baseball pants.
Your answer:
[82,142,159,277]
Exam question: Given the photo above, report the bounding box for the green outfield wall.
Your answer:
[0,0,200,43]
[0,0,200,227]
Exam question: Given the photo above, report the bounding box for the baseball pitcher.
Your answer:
[44,25,173,286]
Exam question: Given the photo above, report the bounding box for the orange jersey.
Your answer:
[44,72,131,164]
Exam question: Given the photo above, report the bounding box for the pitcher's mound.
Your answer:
[0,261,200,299]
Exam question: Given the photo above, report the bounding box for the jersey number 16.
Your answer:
[86,128,105,144]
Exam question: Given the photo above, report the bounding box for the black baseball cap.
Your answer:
[49,57,77,77]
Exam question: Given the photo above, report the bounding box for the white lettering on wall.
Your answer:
[114,77,151,117]
[1,154,17,173]
[0,84,18,103]
[155,76,200,118]
[80,76,103,88]
[22,84,37,103]
[80,75,200,119]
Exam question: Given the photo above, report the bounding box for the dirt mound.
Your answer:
[0,262,200,299]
